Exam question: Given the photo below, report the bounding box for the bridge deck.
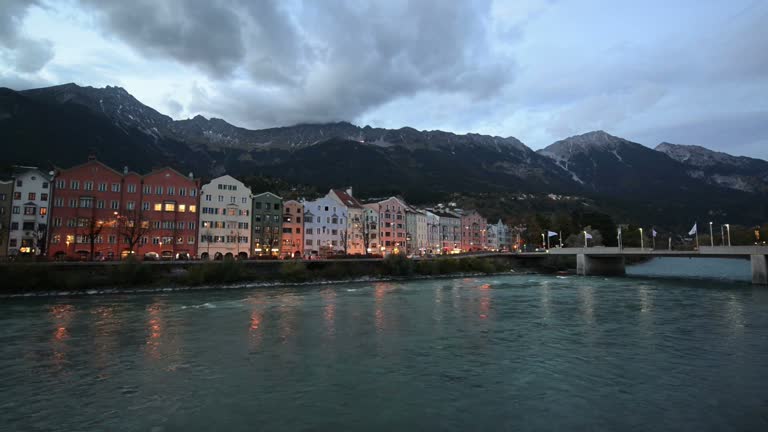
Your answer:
[503,246,767,259]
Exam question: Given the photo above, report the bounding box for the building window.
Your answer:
[189,205,196,213]
[218,195,223,202]
[306,239,313,246]
[126,201,135,210]
[143,185,152,194]
[164,202,175,212]
[283,227,292,233]
[127,184,136,193]
[142,202,150,211]
[97,200,105,209]
[28,192,36,200]
[97,183,106,192]
[154,203,162,211]
[155,186,163,195]
[11,222,19,230]
[255,202,262,209]
[16,180,22,187]
[306,228,313,235]
[41,193,48,201]
[71,180,79,190]
[111,183,120,192]
[179,188,186,196]
[111,201,119,210]
[24,206,36,215]
[55,179,65,189]
[40,208,47,216]
[53,217,62,227]
[84,181,93,191]
[79,197,92,208]
[178,204,186,212]
[13,192,21,200]
[167,187,174,195]
[205,194,211,202]
[190,189,197,197]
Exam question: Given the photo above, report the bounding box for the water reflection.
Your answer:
[277,293,301,344]
[373,282,392,333]
[578,285,595,325]
[477,283,491,320]
[540,281,552,321]
[145,301,164,360]
[92,305,118,373]
[49,304,75,373]
[321,288,337,338]
[246,293,266,350]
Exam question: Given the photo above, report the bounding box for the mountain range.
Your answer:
[1,83,766,225]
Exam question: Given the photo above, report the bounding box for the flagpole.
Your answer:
[652,227,656,250]
[547,233,550,250]
[695,222,700,250]
[559,231,563,248]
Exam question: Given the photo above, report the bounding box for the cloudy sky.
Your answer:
[1,0,766,158]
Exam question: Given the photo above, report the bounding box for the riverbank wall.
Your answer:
[0,255,573,294]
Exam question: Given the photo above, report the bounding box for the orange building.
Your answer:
[460,210,487,252]
[281,200,304,258]
[375,197,408,255]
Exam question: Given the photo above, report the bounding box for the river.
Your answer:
[1,259,767,431]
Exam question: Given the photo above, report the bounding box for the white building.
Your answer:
[362,204,379,254]
[406,207,428,255]
[302,196,347,257]
[425,210,440,254]
[327,188,365,255]
[8,167,51,256]
[198,175,252,259]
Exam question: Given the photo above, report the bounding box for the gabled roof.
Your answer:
[253,191,283,200]
[54,159,123,178]
[142,166,197,183]
[329,189,363,208]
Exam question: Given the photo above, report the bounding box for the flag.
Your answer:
[652,229,657,238]
[585,232,593,239]
[688,223,697,236]
[547,231,558,237]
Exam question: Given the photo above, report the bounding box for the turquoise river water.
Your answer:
[1,258,767,431]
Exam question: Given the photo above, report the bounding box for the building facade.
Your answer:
[252,192,283,256]
[435,210,461,253]
[362,204,379,254]
[48,159,124,260]
[461,210,487,252]
[302,196,347,257]
[8,167,51,256]
[281,200,304,258]
[328,188,365,255]
[0,180,13,258]
[376,197,408,255]
[406,207,428,255]
[425,210,440,254]
[140,167,200,260]
[199,175,252,259]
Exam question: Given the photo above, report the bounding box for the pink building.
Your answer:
[375,197,408,255]
[461,210,487,252]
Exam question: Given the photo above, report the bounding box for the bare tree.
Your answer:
[116,208,152,257]
[77,216,106,261]
[340,230,348,255]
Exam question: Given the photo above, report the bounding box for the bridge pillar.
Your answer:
[576,254,626,276]
[752,255,768,286]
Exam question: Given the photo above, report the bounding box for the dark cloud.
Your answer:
[77,0,513,127]
[0,0,54,73]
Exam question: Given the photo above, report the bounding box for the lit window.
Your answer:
[154,203,162,211]
[189,205,196,213]
[40,208,47,216]
[164,203,175,212]
[178,204,186,212]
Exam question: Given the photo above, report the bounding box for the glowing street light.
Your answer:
[709,222,714,247]
[639,227,644,249]
[725,224,731,247]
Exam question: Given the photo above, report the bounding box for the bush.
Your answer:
[280,261,310,282]
[112,259,155,286]
[185,261,250,285]
[382,254,414,276]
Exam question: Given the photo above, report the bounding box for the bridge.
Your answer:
[504,246,768,286]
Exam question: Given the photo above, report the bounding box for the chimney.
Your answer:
[123,166,129,174]
[346,186,353,197]
[188,172,194,179]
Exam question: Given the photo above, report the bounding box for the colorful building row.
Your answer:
[0,158,514,260]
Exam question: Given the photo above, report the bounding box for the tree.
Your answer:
[33,225,47,256]
[340,230,348,254]
[116,208,152,257]
[565,226,604,247]
[77,216,106,261]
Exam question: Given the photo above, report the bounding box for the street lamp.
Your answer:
[639,228,644,249]
[709,222,714,247]
[725,224,731,246]
[583,230,588,248]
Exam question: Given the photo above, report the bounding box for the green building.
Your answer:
[252,192,283,256]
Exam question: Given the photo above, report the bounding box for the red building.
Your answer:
[48,157,200,260]
[376,196,408,255]
[461,210,487,252]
